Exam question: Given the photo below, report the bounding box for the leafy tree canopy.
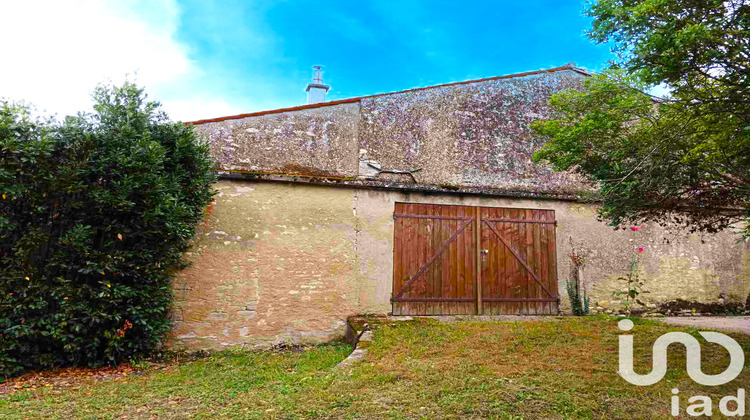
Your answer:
[533,0,749,236]
[0,83,215,376]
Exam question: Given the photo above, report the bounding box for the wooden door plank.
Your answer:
[433,204,442,315]
[477,207,489,315]
[417,203,428,315]
[393,203,403,315]
[507,209,520,314]
[517,209,524,314]
[398,203,408,316]
[446,205,453,315]
[532,210,543,315]
[402,203,411,315]
[489,206,498,315]
[456,205,464,314]
[465,206,474,315]
[458,206,467,314]
[500,208,509,314]
[441,206,450,315]
[539,209,550,314]
[496,207,504,315]
[407,203,418,315]
[430,204,438,315]
[518,209,527,314]
[485,206,495,315]
[524,210,533,314]
[475,210,481,315]
[547,210,558,314]
[494,207,504,315]
[486,206,495,315]
[424,204,432,315]
[510,208,520,314]
[449,205,458,315]
[496,208,503,315]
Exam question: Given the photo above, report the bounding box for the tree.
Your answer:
[532,0,749,236]
[0,83,216,376]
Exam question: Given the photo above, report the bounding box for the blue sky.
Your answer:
[0,0,614,122]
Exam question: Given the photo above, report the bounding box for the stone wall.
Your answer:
[192,68,592,196]
[169,179,750,349]
[194,102,361,178]
[358,70,591,194]
[171,181,358,349]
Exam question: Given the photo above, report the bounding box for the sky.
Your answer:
[0,0,615,122]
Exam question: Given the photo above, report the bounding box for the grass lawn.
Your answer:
[1,316,748,419]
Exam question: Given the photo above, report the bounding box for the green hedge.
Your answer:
[0,83,216,376]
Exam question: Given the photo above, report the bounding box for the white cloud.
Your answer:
[0,0,242,121]
[160,98,247,123]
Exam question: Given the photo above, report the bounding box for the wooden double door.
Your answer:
[391,203,558,315]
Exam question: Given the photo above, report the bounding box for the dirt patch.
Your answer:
[0,364,144,395]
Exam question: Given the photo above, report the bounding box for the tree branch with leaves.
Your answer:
[533,0,749,236]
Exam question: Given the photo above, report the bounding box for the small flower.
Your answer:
[106,283,111,288]
[630,226,639,232]
[25,276,30,281]
[117,233,123,241]
[2,194,5,199]
[638,247,645,252]
[100,271,105,275]
[63,297,68,300]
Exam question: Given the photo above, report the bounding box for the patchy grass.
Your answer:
[1,317,748,419]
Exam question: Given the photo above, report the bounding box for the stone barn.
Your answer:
[169,64,750,349]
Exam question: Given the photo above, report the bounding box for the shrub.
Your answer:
[0,83,216,376]
[566,238,588,316]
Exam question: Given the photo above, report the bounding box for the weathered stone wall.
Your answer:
[358,70,592,194]
[171,181,359,349]
[170,180,749,349]
[194,102,361,177]
[192,68,592,195]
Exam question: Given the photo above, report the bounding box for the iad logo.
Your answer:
[617,319,746,417]
[618,319,744,386]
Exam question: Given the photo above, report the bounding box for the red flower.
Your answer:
[630,226,639,232]
[638,247,645,252]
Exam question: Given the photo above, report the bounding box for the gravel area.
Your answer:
[660,316,750,335]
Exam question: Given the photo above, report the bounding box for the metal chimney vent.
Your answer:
[305,65,330,104]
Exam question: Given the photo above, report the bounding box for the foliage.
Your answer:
[566,278,585,316]
[612,257,649,314]
[567,238,588,316]
[533,0,750,236]
[609,227,649,314]
[0,82,216,376]
[583,291,590,314]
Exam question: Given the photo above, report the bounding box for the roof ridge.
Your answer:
[187,64,588,125]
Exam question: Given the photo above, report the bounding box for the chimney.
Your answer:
[305,65,330,104]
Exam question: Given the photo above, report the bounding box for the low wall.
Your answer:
[169,180,750,349]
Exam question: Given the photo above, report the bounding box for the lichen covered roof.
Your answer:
[192,65,595,199]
